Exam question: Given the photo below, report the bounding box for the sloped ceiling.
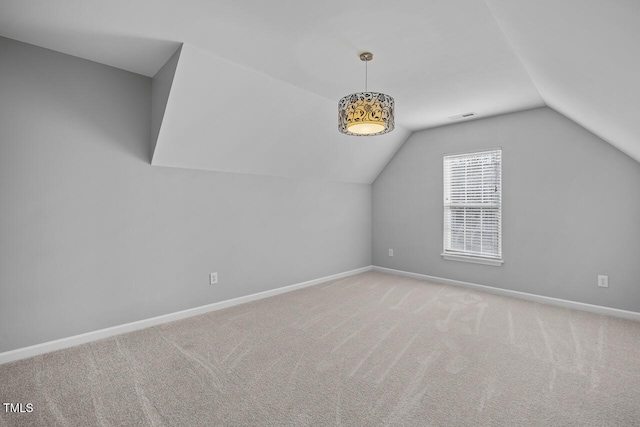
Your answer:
[486,0,640,164]
[0,0,638,183]
[151,44,412,183]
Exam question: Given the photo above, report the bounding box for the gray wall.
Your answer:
[373,107,640,312]
[0,37,371,353]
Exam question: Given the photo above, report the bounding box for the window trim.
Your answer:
[441,253,504,266]
[442,148,503,267]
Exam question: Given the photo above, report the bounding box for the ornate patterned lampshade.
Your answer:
[338,52,394,136]
[338,92,394,136]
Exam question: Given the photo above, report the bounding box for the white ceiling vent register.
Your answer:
[449,112,476,120]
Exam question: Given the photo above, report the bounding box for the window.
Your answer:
[442,149,503,266]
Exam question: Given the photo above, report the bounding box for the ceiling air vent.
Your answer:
[449,112,476,120]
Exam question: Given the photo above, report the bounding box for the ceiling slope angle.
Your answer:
[487,0,640,163]
[0,0,181,77]
[0,0,548,182]
[151,45,182,156]
[151,43,411,184]
[152,0,544,132]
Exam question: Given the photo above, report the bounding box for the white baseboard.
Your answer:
[373,266,640,322]
[0,266,373,365]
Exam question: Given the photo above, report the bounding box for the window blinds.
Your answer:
[443,149,502,260]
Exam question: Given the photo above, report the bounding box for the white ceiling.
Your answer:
[486,0,640,165]
[152,43,412,183]
[1,0,638,183]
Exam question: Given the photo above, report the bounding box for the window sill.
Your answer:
[441,253,504,267]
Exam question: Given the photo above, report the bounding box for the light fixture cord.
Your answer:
[365,59,368,92]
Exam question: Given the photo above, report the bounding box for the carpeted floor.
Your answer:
[1,271,640,426]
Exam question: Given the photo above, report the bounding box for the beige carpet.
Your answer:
[1,271,639,426]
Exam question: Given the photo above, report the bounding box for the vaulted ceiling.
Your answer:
[1,0,638,183]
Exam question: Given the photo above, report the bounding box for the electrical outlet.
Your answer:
[210,272,218,285]
[598,275,608,288]
[389,249,393,257]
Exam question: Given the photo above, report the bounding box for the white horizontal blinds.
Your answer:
[444,149,502,259]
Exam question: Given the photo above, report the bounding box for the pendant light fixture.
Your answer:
[338,52,394,136]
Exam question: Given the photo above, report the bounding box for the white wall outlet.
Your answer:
[598,275,608,288]
[210,272,218,285]
[389,249,393,257]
